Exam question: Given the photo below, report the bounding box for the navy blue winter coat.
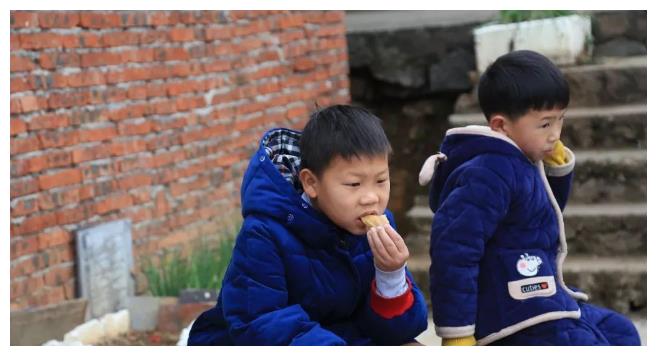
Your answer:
[188,128,428,345]
[427,126,588,345]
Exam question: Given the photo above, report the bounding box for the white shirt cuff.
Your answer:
[374,263,408,298]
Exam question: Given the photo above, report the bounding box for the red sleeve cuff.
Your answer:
[370,276,415,319]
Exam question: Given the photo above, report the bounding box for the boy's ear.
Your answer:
[299,168,319,199]
[489,114,509,134]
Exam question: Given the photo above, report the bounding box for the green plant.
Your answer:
[142,228,237,297]
[499,10,574,24]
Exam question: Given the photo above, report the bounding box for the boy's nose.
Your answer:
[360,191,379,205]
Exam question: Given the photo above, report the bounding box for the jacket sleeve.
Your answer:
[430,164,512,338]
[354,268,428,345]
[222,223,346,345]
[352,213,428,345]
[543,146,575,211]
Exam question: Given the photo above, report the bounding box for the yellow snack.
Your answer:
[360,214,389,228]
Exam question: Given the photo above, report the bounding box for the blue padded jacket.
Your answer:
[187,128,428,345]
[427,126,588,345]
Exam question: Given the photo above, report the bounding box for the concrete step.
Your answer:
[415,149,646,204]
[449,104,646,150]
[455,56,646,113]
[406,203,646,257]
[407,255,646,317]
[563,56,646,108]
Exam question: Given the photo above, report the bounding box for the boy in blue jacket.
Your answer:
[188,105,428,345]
[419,50,640,346]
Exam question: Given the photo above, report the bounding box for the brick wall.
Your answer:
[10,10,350,310]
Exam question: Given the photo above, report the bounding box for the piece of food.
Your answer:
[360,214,389,228]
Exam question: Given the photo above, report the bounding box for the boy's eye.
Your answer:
[377,178,388,184]
[344,182,360,187]
[540,123,551,128]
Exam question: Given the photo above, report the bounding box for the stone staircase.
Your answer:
[405,56,647,319]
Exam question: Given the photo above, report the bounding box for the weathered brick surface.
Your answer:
[10,10,350,310]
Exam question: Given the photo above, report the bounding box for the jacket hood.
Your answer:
[428,125,529,212]
[240,128,341,248]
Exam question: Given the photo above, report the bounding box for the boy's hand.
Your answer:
[543,140,568,166]
[366,224,409,272]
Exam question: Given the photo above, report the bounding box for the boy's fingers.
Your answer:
[374,226,398,257]
[384,224,406,253]
[370,227,392,262]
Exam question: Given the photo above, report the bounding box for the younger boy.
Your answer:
[188,105,428,345]
[419,50,641,346]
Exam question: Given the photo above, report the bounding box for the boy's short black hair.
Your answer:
[478,50,570,121]
[300,105,392,177]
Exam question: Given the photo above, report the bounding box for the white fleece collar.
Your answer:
[446,125,523,153]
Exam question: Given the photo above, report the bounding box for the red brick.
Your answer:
[11,195,39,217]
[10,98,22,114]
[324,11,344,23]
[278,14,305,29]
[44,264,75,286]
[153,191,170,218]
[10,119,27,136]
[79,33,103,48]
[80,12,121,28]
[37,130,79,149]
[168,27,195,42]
[95,193,133,214]
[118,174,152,190]
[286,105,308,119]
[27,114,68,131]
[37,227,72,250]
[110,140,147,156]
[10,135,41,155]
[71,143,112,163]
[80,51,121,67]
[78,161,112,181]
[204,26,233,40]
[118,11,148,27]
[11,177,39,199]
[38,52,80,70]
[55,204,92,225]
[18,95,40,113]
[38,11,80,28]
[38,187,80,210]
[78,126,117,143]
[11,258,36,280]
[126,206,152,223]
[215,153,241,168]
[127,48,155,63]
[130,188,151,205]
[10,55,35,72]
[155,47,190,62]
[78,185,95,201]
[102,31,141,47]
[13,212,58,236]
[11,77,33,93]
[38,168,82,190]
[148,11,175,26]
[19,32,79,50]
[11,11,39,28]
[294,58,316,72]
[118,120,152,136]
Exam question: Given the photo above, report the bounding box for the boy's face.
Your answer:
[300,154,390,235]
[493,108,566,162]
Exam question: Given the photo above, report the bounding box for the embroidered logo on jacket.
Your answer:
[516,253,542,277]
